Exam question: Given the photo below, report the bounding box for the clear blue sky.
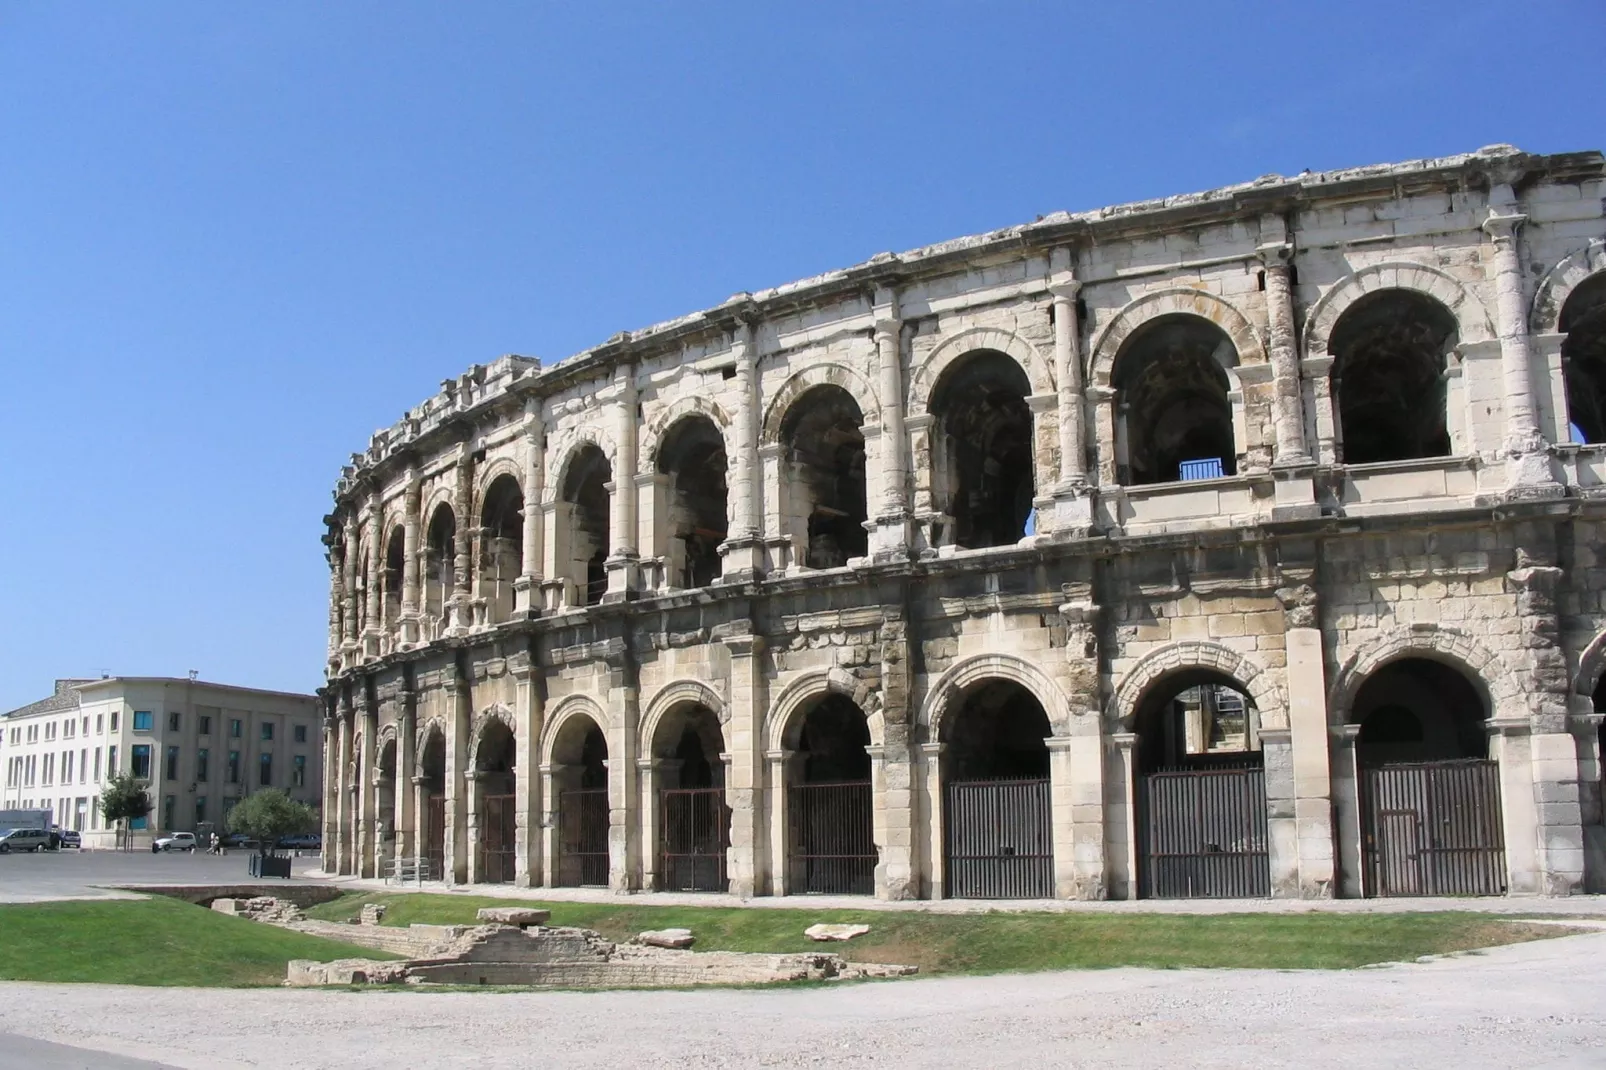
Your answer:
[1,2,1601,711]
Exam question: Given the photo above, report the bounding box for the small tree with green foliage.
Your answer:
[98,773,153,851]
[226,789,318,857]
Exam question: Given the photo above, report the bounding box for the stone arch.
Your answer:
[1573,629,1606,700]
[639,678,728,754]
[640,394,735,472]
[474,457,526,508]
[760,362,881,444]
[907,325,1054,417]
[1108,641,1285,732]
[1531,240,1606,334]
[1303,261,1496,359]
[540,694,610,767]
[766,668,884,753]
[467,703,517,768]
[919,653,1074,741]
[414,716,447,774]
[544,427,619,507]
[1327,625,1520,725]
[1089,287,1266,390]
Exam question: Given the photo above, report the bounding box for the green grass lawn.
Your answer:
[304,891,1564,974]
[0,896,399,986]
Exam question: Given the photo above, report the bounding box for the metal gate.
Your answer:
[1138,766,1269,898]
[559,788,610,887]
[943,777,1053,898]
[660,787,728,892]
[424,794,445,877]
[478,793,515,884]
[790,781,876,895]
[1362,759,1505,897]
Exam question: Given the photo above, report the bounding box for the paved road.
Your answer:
[2,929,1603,1069]
[0,1033,178,1070]
[0,849,323,903]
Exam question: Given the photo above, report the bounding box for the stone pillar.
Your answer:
[1329,724,1364,897]
[515,402,544,616]
[326,540,345,669]
[607,653,641,891]
[606,363,640,598]
[765,749,795,895]
[1087,385,1119,491]
[358,689,378,878]
[1107,732,1137,899]
[721,320,765,581]
[400,473,422,646]
[1048,261,1094,535]
[341,514,360,656]
[362,506,382,656]
[451,452,475,632]
[1046,735,1078,898]
[410,774,427,876]
[634,757,659,890]
[1483,191,1560,495]
[722,628,766,897]
[333,702,353,874]
[1571,711,1606,893]
[513,655,542,887]
[1490,719,1541,894]
[444,666,470,884]
[465,770,484,885]
[1276,578,1335,897]
[1056,595,1106,898]
[866,742,917,901]
[869,289,911,558]
[1259,727,1299,897]
[319,714,337,872]
[918,742,944,899]
[395,689,416,868]
[1258,239,1311,464]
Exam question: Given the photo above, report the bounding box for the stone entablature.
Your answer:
[321,146,1606,902]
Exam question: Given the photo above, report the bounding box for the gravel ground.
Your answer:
[4,929,1603,1069]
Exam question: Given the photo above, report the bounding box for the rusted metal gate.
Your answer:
[660,787,728,892]
[559,787,610,887]
[1138,766,1269,898]
[943,777,1053,898]
[790,781,875,895]
[424,794,445,877]
[478,793,516,884]
[1362,759,1505,897]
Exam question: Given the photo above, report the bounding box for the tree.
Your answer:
[226,789,318,857]
[98,773,153,851]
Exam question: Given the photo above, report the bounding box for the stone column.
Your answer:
[1258,239,1311,464]
[395,689,416,868]
[722,319,765,581]
[465,769,484,885]
[358,688,378,878]
[635,757,659,890]
[400,472,422,646]
[606,363,640,598]
[607,652,641,891]
[515,402,544,616]
[765,749,794,895]
[869,288,911,558]
[341,514,360,656]
[513,655,542,887]
[444,666,470,884]
[866,741,917,901]
[1057,595,1106,898]
[918,742,944,899]
[363,506,382,656]
[1276,578,1335,897]
[722,628,766,897]
[1259,727,1299,897]
[410,774,427,877]
[326,540,345,668]
[1329,724,1364,897]
[1046,735,1078,898]
[319,714,337,872]
[1107,732,1137,899]
[334,703,353,874]
[451,451,475,633]
[1483,190,1560,495]
[539,762,562,888]
[1489,718,1541,894]
[1087,386,1119,490]
[1049,261,1094,535]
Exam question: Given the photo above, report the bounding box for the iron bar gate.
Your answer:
[943,777,1053,898]
[789,781,875,895]
[1361,759,1505,897]
[660,787,728,892]
[478,794,516,884]
[559,788,610,887]
[1138,765,1269,899]
[424,794,445,878]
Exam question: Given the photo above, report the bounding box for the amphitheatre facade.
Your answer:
[321,145,1606,900]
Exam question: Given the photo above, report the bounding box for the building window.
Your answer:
[130,744,152,779]
[110,711,118,732]
[227,750,240,784]
[96,714,104,734]
[164,745,180,781]
[292,754,307,788]
[133,711,153,732]
[196,749,209,783]
[107,747,117,776]
[93,749,102,780]
[261,722,274,742]
[63,752,74,782]
[195,796,207,825]
[199,715,211,736]
[79,748,87,784]
[230,719,242,739]
[168,711,180,732]
[162,794,176,831]
[81,716,89,735]
[294,724,307,744]
[258,753,272,786]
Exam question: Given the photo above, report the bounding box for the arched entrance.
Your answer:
[928,351,1035,549]
[479,474,524,623]
[418,728,446,878]
[474,718,516,884]
[782,694,875,895]
[1112,314,1239,483]
[1132,672,1269,899]
[376,738,397,863]
[1561,271,1606,442]
[940,680,1053,898]
[1351,658,1504,896]
[1330,290,1458,464]
[656,416,729,589]
[779,386,868,568]
[551,714,609,887]
[559,444,612,606]
[652,703,728,892]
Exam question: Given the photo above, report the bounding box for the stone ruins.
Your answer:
[320,145,1606,902]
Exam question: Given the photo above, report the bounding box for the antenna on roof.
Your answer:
[188,669,199,682]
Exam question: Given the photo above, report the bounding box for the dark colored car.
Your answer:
[277,833,321,851]
[59,829,81,849]
[220,832,258,849]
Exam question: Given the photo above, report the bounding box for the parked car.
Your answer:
[153,832,198,852]
[220,831,258,850]
[276,833,321,851]
[0,827,51,853]
[58,829,81,849]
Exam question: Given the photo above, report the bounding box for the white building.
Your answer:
[1,677,322,848]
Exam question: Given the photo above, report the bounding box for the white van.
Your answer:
[0,827,51,853]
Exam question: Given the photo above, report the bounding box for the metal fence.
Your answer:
[789,781,876,895]
[559,788,610,887]
[424,794,446,876]
[1138,765,1269,899]
[478,793,516,884]
[944,777,1053,899]
[660,787,729,892]
[1361,759,1506,897]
